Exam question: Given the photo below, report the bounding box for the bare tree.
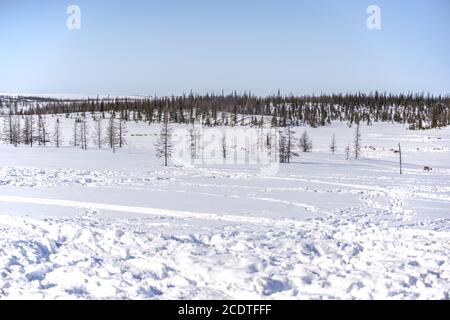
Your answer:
[354,123,362,159]
[299,130,313,152]
[118,116,128,148]
[53,118,63,148]
[107,112,120,153]
[1,111,21,146]
[80,118,89,150]
[22,116,31,146]
[30,115,35,147]
[37,115,48,146]
[278,130,287,163]
[330,133,337,155]
[222,133,227,161]
[278,125,298,163]
[11,116,20,147]
[8,112,14,145]
[22,115,35,147]
[71,119,80,148]
[285,124,298,163]
[189,127,198,160]
[1,111,14,145]
[92,117,104,149]
[266,133,272,156]
[154,109,173,166]
[345,144,351,160]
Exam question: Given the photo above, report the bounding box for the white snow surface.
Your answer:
[0,120,450,299]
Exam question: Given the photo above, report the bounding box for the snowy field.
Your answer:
[0,119,450,299]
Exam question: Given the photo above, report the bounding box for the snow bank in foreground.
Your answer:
[1,209,449,300]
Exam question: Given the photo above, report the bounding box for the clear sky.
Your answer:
[0,0,449,96]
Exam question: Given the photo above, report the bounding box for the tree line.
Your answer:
[2,91,449,130]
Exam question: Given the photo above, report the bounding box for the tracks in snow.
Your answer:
[1,166,450,299]
[0,195,305,228]
[1,206,449,299]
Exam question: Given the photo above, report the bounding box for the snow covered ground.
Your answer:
[0,120,449,299]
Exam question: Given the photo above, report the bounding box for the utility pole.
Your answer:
[398,143,402,175]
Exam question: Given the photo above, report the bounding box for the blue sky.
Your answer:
[0,0,449,96]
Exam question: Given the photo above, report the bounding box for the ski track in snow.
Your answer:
[1,164,450,299]
[0,195,304,228]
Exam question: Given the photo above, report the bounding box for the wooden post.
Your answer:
[398,143,402,175]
